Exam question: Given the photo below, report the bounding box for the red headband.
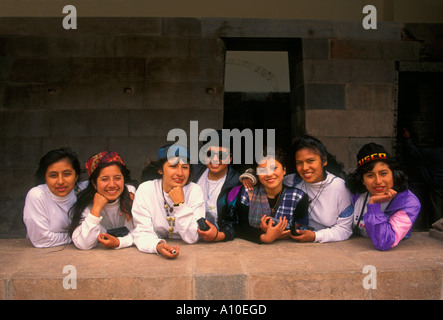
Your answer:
[85,151,125,176]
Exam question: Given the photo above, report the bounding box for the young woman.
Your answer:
[240,135,354,243]
[346,143,421,250]
[290,135,353,243]
[236,147,310,244]
[132,144,205,259]
[193,131,240,242]
[69,151,136,250]
[23,147,85,248]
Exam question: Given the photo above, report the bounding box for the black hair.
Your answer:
[140,144,193,184]
[345,159,408,194]
[200,129,232,152]
[68,161,133,237]
[35,147,81,185]
[292,135,346,179]
[256,146,288,171]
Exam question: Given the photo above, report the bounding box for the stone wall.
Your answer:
[0,17,439,237]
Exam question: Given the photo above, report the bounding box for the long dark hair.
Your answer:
[292,135,346,179]
[35,147,81,185]
[68,161,133,237]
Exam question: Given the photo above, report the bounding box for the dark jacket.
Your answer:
[192,164,241,241]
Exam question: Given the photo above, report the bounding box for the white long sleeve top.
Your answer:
[23,181,88,248]
[71,185,136,250]
[296,172,354,243]
[131,179,205,254]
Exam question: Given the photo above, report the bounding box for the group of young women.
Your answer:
[23,132,421,258]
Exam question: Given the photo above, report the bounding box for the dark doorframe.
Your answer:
[222,38,302,172]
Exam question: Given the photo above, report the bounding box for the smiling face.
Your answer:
[295,147,327,184]
[93,164,125,201]
[257,158,286,195]
[205,146,230,179]
[159,157,190,192]
[45,158,78,197]
[362,161,394,196]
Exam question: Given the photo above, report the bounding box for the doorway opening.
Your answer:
[223,38,302,172]
[397,70,443,230]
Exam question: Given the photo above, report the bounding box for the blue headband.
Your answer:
[157,144,190,161]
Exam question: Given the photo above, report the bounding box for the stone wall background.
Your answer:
[0,17,441,236]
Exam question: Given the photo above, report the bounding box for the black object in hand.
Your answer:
[107,226,130,238]
[197,217,210,231]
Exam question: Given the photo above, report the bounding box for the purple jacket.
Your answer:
[352,190,421,251]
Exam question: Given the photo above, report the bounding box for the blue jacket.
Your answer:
[192,164,240,241]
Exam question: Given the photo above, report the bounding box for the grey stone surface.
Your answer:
[0,233,442,300]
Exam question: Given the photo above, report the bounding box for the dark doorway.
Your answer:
[397,70,443,230]
[222,38,302,173]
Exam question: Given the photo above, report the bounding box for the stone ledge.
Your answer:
[1,232,442,300]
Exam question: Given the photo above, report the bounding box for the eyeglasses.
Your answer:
[205,150,230,161]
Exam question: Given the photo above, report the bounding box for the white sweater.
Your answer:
[71,184,136,250]
[23,181,88,248]
[131,179,205,254]
[296,172,353,243]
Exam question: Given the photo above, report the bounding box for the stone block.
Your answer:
[128,110,222,138]
[0,17,162,37]
[108,136,168,181]
[193,253,247,300]
[70,57,146,81]
[345,84,396,110]
[330,39,420,61]
[429,229,443,242]
[1,233,443,300]
[304,83,345,110]
[0,58,13,82]
[115,36,190,58]
[314,136,350,172]
[2,84,47,110]
[143,82,224,110]
[301,38,330,59]
[303,59,397,84]
[41,137,108,170]
[45,81,111,110]
[0,138,42,168]
[8,58,71,83]
[306,110,396,138]
[201,18,401,40]
[0,36,49,57]
[145,57,224,83]
[0,168,35,200]
[161,18,201,37]
[47,36,115,57]
[0,111,50,137]
[189,38,225,58]
[50,110,129,138]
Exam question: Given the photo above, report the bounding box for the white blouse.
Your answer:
[23,181,88,248]
[131,179,205,254]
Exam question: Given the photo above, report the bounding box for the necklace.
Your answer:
[268,189,282,215]
[161,181,175,238]
[206,173,224,211]
[303,179,326,213]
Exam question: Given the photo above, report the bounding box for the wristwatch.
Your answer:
[173,202,184,207]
